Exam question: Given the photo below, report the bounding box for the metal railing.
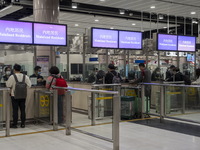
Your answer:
[52,85,120,150]
[34,90,58,131]
[0,88,11,137]
[141,83,200,124]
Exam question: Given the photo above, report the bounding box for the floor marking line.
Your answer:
[0,117,158,138]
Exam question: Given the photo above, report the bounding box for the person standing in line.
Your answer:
[105,64,122,84]
[130,63,151,95]
[46,66,67,124]
[6,64,31,128]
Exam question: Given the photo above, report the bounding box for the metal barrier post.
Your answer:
[182,87,186,114]
[65,91,71,135]
[91,92,96,126]
[160,86,165,123]
[141,85,145,118]
[5,90,10,137]
[53,90,58,131]
[113,95,120,150]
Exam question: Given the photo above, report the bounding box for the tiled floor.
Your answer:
[1,117,200,150]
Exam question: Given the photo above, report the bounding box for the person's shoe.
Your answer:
[21,124,25,128]
[10,124,18,128]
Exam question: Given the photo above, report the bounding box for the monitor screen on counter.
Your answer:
[178,35,196,52]
[119,31,142,49]
[91,28,118,48]
[157,34,177,51]
[33,23,67,46]
[0,20,33,44]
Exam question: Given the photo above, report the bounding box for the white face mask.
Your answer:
[6,71,11,75]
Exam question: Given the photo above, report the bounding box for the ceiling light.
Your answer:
[63,52,66,54]
[150,6,155,9]
[72,3,77,9]
[110,27,114,29]
[191,12,196,15]
[100,0,105,1]
[95,19,99,22]
[132,23,136,26]
[75,24,79,27]
[192,19,198,24]
[119,9,125,15]
[159,14,164,20]
[163,27,167,29]
[77,34,80,36]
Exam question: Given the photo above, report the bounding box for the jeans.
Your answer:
[11,96,26,125]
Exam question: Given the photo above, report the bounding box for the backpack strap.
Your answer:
[22,74,26,83]
[13,74,19,83]
[49,76,55,89]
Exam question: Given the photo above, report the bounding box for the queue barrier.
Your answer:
[0,88,11,137]
[34,90,58,131]
[91,84,121,120]
[52,85,120,150]
[141,83,200,124]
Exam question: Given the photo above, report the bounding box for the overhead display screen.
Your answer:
[91,28,118,48]
[34,23,67,46]
[119,31,142,49]
[158,34,177,51]
[178,36,196,52]
[0,20,33,44]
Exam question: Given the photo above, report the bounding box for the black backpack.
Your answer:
[13,74,27,99]
[183,75,191,85]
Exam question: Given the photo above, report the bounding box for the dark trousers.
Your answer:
[11,96,26,125]
[58,95,64,124]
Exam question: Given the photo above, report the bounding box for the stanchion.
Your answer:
[91,88,96,126]
[113,95,120,150]
[53,90,58,131]
[65,91,71,135]
[160,86,165,123]
[5,90,10,137]
[141,85,145,119]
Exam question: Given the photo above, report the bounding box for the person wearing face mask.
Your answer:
[151,67,163,81]
[30,66,45,86]
[1,66,12,87]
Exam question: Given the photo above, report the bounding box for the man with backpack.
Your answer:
[105,64,122,84]
[6,64,31,128]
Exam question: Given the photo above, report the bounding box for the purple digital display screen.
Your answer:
[92,28,118,48]
[178,36,196,52]
[158,34,177,51]
[34,23,67,46]
[119,31,142,49]
[0,20,32,44]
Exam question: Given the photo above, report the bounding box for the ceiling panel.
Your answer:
[21,12,177,35]
[74,0,200,18]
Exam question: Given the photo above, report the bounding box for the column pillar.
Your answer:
[33,0,59,69]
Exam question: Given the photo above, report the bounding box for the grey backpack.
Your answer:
[13,74,27,99]
[111,72,121,84]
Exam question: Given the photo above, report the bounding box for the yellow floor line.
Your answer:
[0,117,159,138]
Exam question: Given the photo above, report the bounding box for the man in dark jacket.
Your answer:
[105,64,121,84]
[130,63,151,97]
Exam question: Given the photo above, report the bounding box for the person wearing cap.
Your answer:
[105,64,122,84]
[165,65,175,81]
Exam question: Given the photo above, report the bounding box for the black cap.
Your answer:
[108,64,115,69]
[170,65,175,69]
